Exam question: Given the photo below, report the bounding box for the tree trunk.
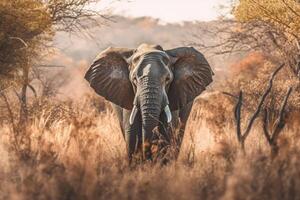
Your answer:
[19,65,29,128]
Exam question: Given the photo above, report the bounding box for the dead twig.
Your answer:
[9,36,28,49]
[262,87,293,158]
[222,91,240,100]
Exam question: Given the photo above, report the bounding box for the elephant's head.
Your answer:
[85,44,213,159]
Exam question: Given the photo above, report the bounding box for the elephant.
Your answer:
[85,43,213,162]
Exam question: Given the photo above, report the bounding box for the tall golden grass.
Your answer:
[0,93,299,200]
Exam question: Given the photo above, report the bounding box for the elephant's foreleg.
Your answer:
[123,110,142,161]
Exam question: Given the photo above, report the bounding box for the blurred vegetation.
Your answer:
[0,0,52,90]
[235,0,300,39]
[230,0,300,126]
[193,0,300,137]
[0,0,104,88]
[0,0,105,127]
[234,0,300,77]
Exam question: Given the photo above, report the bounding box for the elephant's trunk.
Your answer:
[138,77,163,160]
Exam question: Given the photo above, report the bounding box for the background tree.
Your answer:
[234,0,300,77]
[193,0,299,76]
[0,0,105,127]
[190,0,300,135]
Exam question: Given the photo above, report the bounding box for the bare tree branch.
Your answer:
[9,37,28,49]
[222,91,240,100]
[271,87,293,143]
[27,84,37,98]
[262,87,293,158]
[234,91,243,144]
[282,0,300,18]
[262,108,272,144]
[233,64,285,151]
[242,64,285,141]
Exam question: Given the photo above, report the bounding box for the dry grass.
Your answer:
[0,95,300,200]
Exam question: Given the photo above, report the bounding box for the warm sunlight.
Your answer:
[97,0,232,22]
[1,0,299,199]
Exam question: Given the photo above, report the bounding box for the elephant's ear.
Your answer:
[85,47,134,110]
[166,47,214,111]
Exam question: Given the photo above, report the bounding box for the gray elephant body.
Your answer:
[85,44,213,162]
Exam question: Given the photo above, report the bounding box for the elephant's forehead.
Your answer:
[134,50,167,58]
[136,43,163,52]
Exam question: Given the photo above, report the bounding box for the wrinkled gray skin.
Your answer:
[85,44,213,162]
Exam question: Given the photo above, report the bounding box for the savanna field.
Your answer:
[1,60,300,199]
[1,0,300,199]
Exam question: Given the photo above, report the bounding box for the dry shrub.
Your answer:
[0,91,300,199]
[0,99,126,199]
[230,52,266,79]
[226,52,299,112]
[215,52,300,137]
[223,141,300,200]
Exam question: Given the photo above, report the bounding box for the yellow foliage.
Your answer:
[0,0,52,39]
[0,0,53,90]
[234,0,300,39]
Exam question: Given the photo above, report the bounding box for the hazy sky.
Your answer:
[96,0,232,23]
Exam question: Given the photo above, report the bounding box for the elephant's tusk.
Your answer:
[164,105,172,123]
[129,105,138,125]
